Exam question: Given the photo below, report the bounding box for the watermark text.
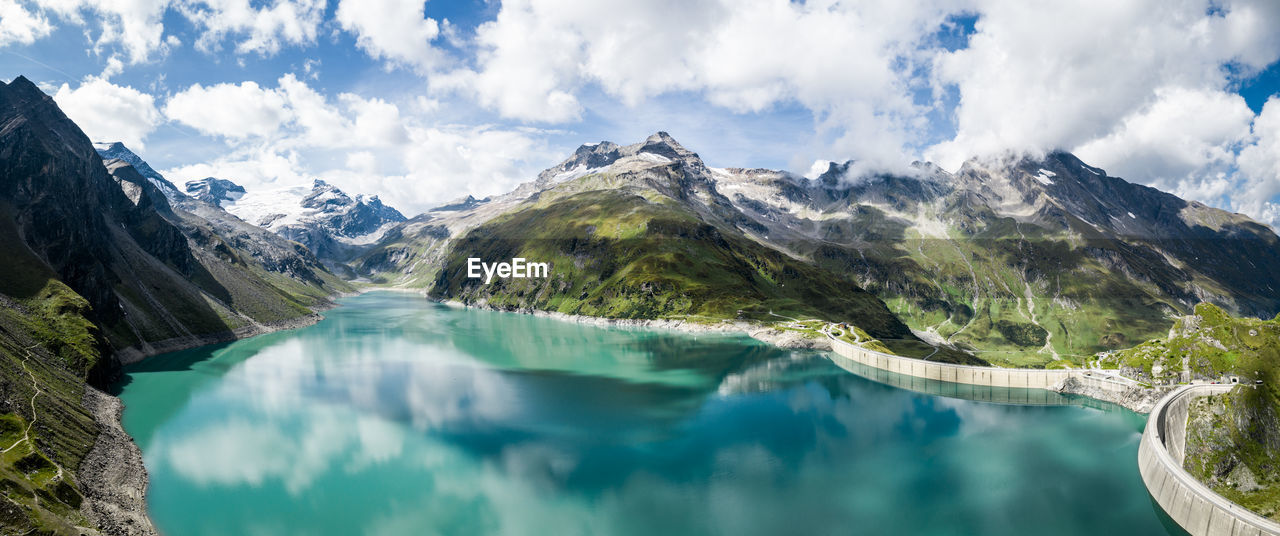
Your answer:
[467,257,550,284]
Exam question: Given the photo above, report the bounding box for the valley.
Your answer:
[0,76,1278,535]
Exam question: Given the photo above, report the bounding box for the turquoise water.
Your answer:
[115,292,1180,535]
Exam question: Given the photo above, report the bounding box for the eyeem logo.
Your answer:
[467,258,550,284]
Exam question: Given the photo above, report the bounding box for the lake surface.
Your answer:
[115,292,1181,535]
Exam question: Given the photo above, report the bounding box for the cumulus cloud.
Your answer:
[165,81,291,138]
[161,75,553,215]
[1074,87,1254,193]
[21,0,325,63]
[42,0,172,64]
[53,77,162,149]
[926,0,1280,170]
[0,0,53,47]
[1237,97,1280,228]
[435,0,955,170]
[335,0,446,72]
[179,0,326,55]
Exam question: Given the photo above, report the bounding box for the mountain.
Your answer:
[698,151,1280,367]
[0,76,349,534]
[184,176,245,206]
[92,141,182,200]
[362,133,1280,368]
[1103,304,1279,520]
[360,132,958,360]
[195,178,406,274]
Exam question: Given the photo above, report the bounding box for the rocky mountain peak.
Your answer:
[302,179,354,209]
[93,141,183,199]
[185,177,246,206]
[532,131,705,190]
[638,131,697,160]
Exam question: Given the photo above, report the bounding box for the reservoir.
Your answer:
[114,292,1181,535]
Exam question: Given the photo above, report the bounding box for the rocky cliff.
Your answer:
[0,75,350,534]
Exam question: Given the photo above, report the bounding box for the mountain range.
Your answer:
[2,74,1280,534]
[0,76,350,533]
[360,131,1280,368]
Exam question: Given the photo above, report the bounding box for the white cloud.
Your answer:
[44,0,172,64]
[335,0,446,72]
[339,93,410,146]
[437,0,954,168]
[165,80,291,138]
[179,0,326,55]
[395,124,549,208]
[29,0,323,62]
[1073,87,1254,193]
[0,0,53,47]
[99,55,125,79]
[926,0,1280,170]
[53,77,161,149]
[346,150,377,175]
[1237,97,1280,227]
[163,145,311,188]
[276,73,350,147]
[161,75,554,215]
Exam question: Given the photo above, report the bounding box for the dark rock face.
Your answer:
[94,141,181,199]
[94,143,342,284]
[262,180,407,271]
[300,180,406,238]
[1,76,349,361]
[185,177,246,206]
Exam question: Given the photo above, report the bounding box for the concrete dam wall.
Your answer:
[827,336,1134,394]
[1138,385,1280,536]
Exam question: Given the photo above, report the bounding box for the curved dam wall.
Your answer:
[829,353,1126,411]
[1138,385,1280,536]
[827,336,1134,394]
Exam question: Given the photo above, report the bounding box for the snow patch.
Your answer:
[1034,169,1056,185]
[546,163,608,185]
[1128,212,1136,219]
[1081,165,1102,176]
[223,185,310,229]
[634,152,673,164]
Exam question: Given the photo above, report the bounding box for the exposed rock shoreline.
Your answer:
[436,298,832,350]
[1050,375,1168,414]
[439,296,1176,413]
[80,297,349,535]
[79,387,155,536]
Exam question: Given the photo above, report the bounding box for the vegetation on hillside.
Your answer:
[1104,303,1280,520]
[0,209,103,532]
[431,188,916,341]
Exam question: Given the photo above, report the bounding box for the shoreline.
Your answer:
[86,294,350,535]
[112,297,346,365]
[433,297,834,350]
[91,288,1189,535]
[429,295,1168,413]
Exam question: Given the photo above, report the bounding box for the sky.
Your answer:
[1,0,1279,225]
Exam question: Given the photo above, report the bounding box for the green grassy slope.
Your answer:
[0,207,102,533]
[800,211,1184,368]
[1104,304,1280,520]
[431,188,916,341]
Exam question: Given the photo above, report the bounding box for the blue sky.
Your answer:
[1,0,1279,224]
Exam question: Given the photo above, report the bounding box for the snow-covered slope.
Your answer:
[206,178,407,269]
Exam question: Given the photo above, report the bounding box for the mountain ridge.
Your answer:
[364,131,1280,367]
[0,75,351,534]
